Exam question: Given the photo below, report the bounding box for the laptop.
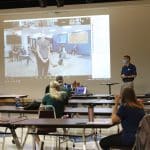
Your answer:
[74,86,87,96]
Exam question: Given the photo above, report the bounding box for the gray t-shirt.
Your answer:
[37,38,50,59]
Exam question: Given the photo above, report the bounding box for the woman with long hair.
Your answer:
[100,87,145,150]
[42,80,67,118]
[34,81,68,147]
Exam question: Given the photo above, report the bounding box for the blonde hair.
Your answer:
[49,81,62,100]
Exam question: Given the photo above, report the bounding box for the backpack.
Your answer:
[24,100,41,110]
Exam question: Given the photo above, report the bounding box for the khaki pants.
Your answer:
[120,81,134,95]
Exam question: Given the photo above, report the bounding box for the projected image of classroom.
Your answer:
[3,15,110,79]
[4,17,91,77]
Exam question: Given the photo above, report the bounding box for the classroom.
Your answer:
[0,0,150,150]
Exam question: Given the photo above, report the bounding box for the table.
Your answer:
[0,105,149,116]
[0,94,28,105]
[71,94,112,99]
[0,95,28,99]
[0,106,38,114]
[0,106,112,116]
[100,82,120,95]
[136,94,150,99]
[138,100,150,105]
[69,99,114,106]
[69,99,150,106]
[12,118,116,150]
[0,117,29,149]
[13,118,114,128]
[0,119,10,127]
[71,94,150,102]
[65,107,112,116]
[144,106,150,114]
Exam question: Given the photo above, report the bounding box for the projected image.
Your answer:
[3,15,110,78]
[4,17,91,77]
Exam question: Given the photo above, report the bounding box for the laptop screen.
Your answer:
[74,86,87,95]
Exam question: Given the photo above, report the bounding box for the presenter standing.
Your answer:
[36,35,50,76]
[121,55,137,92]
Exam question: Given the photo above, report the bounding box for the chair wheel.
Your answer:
[12,139,15,144]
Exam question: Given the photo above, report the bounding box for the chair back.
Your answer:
[135,114,150,150]
[39,105,56,118]
[37,105,57,134]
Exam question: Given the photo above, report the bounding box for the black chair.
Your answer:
[22,105,69,150]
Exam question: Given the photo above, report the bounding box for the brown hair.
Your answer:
[124,55,131,61]
[121,88,143,109]
[56,76,63,84]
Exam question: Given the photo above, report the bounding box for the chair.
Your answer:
[134,114,150,150]
[38,106,93,150]
[36,105,57,134]
[22,105,68,150]
[36,105,60,150]
[22,105,56,149]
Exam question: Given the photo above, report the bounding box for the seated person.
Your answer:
[34,81,68,146]
[45,76,71,103]
[100,88,145,150]
[42,80,68,118]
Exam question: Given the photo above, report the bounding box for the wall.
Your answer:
[0,1,150,98]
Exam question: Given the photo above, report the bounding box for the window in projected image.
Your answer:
[68,31,88,44]
[3,15,110,79]
[56,34,67,43]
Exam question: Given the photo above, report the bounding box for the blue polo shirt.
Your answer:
[121,63,137,82]
[117,105,145,146]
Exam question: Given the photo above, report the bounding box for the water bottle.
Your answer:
[15,97,22,108]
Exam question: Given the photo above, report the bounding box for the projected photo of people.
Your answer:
[4,17,91,77]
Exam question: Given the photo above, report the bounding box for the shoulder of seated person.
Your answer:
[45,93,51,97]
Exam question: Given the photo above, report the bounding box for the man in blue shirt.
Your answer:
[121,55,137,92]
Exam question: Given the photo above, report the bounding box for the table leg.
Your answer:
[82,128,86,150]
[39,141,44,150]
[108,85,111,95]
[32,135,36,150]
[2,127,8,150]
[21,128,29,148]
[93,129,100,150]
[10,127,22,150]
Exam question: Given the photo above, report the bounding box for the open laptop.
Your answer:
[74,86,87,96]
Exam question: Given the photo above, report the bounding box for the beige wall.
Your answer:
[0,1,150,98]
